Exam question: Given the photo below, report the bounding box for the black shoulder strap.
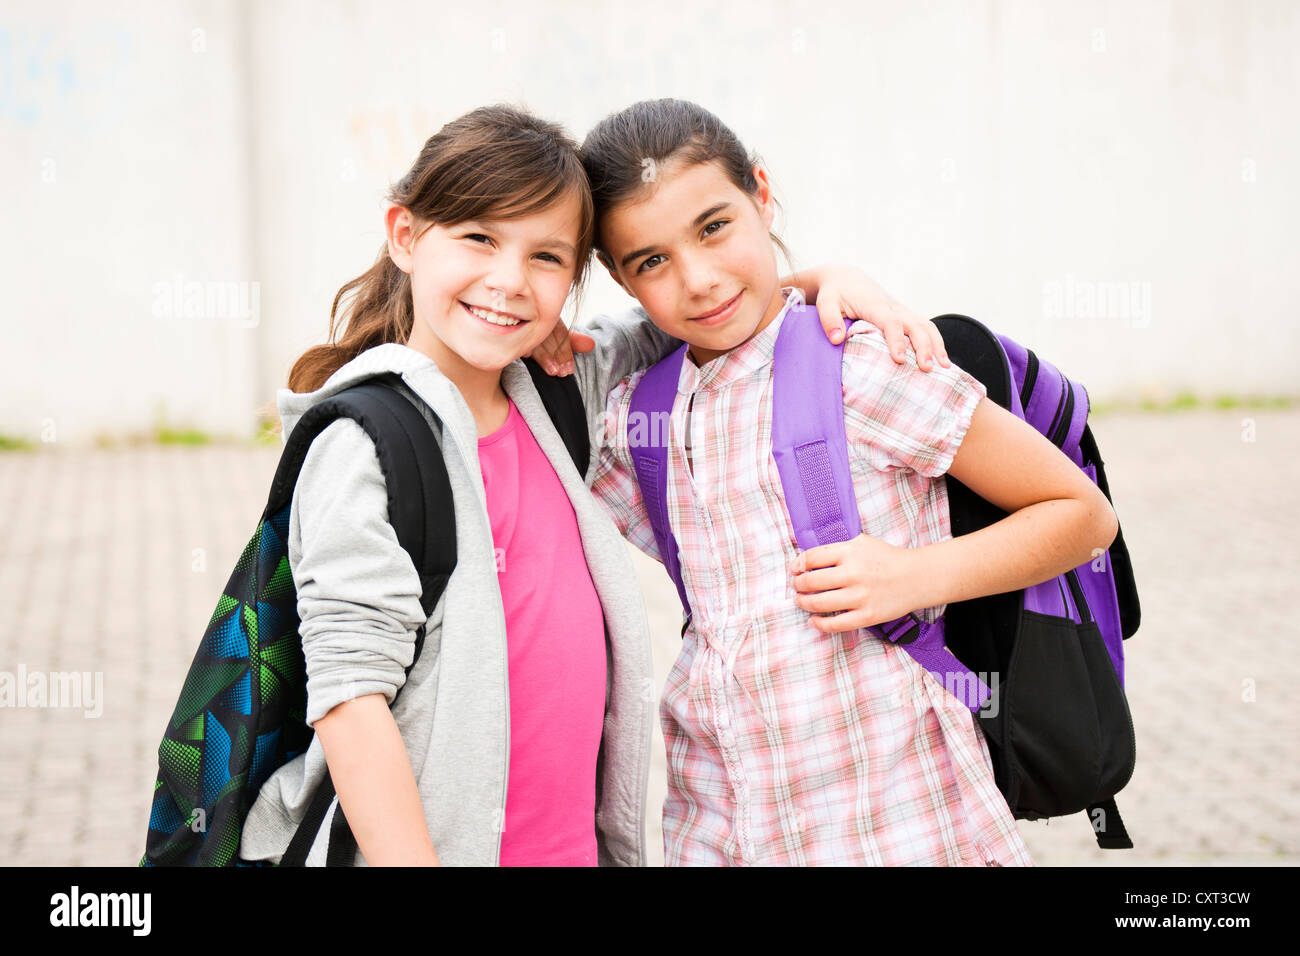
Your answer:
[931,314,1013,409]
[522,357,591,479]
[267,373,456,620]
[275,373,456,867]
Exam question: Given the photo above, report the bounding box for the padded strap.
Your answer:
[523,357,592,479]
[276,375,453,865]
[276,374,455,620]
[628,344,693,623]
[280,774,335,867]
[772,307,991,713]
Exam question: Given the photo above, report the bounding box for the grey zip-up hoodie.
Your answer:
[237,307,677,866]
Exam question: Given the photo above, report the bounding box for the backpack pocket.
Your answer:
[1001,610,1135,818]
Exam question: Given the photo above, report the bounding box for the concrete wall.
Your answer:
[4,0,1297,443]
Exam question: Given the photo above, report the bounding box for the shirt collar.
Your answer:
[677,288,799,394]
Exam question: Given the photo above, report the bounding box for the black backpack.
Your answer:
[629,310,1140,850]
[140,364,589,866]
[933,315,1140,849]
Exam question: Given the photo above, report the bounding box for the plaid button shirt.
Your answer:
[592,298,1034,866]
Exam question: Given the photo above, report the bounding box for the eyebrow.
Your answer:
[618,202,732,269]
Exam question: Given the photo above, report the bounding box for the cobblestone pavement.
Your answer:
[1,409,1295,866]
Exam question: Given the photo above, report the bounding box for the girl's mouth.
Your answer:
[688,291,742,327]
[460,300,528,333]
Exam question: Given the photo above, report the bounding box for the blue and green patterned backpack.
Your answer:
[140,364,590,866]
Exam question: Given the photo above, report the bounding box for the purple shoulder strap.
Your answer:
[628,343,693,621]
[772,306,989,713]
[999,336,1089,468]
[999,330,1124,682]
[628,311,989,712]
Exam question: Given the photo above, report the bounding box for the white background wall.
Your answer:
[4,0,1297,443]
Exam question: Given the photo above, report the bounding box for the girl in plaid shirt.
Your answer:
[579,99,1119,866]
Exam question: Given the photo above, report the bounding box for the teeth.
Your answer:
[467,304,521,326]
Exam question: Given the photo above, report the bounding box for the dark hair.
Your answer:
[288,104,594,393]
[578,98,793,271]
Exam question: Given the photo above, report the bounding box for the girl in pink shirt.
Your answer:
[262,103,937,866]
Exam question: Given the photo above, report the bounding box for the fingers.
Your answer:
[549,327,575,373]
[792,586,859,615]
[907,330,933,371]
[900,315,952,372]
[930,322,951,367]
[529,323,575,376]
[814,288,846,344]
[875,305,911,364]
[806,609,875,634]
[570,331,596,354]
[790,565,849,594]
[789,542,846,574]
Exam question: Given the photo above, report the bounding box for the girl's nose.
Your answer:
[485,256,528,300]
[678,254,718,298]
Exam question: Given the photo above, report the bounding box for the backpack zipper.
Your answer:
[1050,383,1075,449]
[1019,350,1039,413]
[1065,567,1093,624]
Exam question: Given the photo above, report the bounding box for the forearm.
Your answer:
[780,266,886,303]
[313,694,439,866]
[579,308,679,383]
[909,494,1118,610]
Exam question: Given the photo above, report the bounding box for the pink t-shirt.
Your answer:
[477,398,608,866]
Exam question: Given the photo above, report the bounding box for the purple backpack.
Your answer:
[628,306,1140,849]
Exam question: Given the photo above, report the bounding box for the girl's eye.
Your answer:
[636,254,665,275]
[702,219,728,237]
[464,234,561,265]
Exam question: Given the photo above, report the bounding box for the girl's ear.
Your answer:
[386,205,416,274]
[751,164,777,231]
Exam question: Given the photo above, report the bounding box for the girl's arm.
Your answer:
[290,418,440,864]
[792,397,1118,631]
[911,399,1117,607]
[781,265,949,369]
[313,695,439,866]
[530,265,951,376]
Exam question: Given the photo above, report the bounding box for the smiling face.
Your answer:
[389,191,583,380]
[597,156,787,365]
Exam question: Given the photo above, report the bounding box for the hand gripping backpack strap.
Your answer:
[628,344,694,625]
[277,374,456,866]
[770,305,990,713]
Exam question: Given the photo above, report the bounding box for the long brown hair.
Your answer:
[288,104,595,393]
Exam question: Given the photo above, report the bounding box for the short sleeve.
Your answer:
[589,368,662,563]
[288,417,429,726]
[841,320,987,477]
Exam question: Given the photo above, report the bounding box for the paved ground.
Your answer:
[1,408,1296,866]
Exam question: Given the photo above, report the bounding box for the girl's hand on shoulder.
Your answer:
[789,533,925,633]
[790,264,951,371]
[527,321,596,376]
